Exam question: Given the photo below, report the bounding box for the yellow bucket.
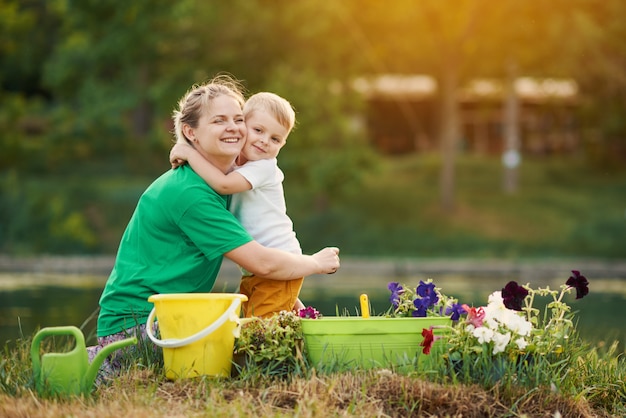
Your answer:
[146,293,247,380]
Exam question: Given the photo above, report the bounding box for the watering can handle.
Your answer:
[145,297,242,348]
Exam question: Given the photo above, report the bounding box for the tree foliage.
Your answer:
[0,0,624,254]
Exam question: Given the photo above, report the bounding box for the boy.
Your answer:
[170,92,305,318]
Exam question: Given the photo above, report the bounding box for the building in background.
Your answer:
[353,75,579,156]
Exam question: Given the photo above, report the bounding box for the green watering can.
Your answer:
[31,326,137,397]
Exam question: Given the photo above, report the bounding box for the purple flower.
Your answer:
[412,297,432,317]
[566,270,589,299]
[388,282,404,309]
[445,303,467,321]
[416,281,439,305]
[501,281,529,311]
[298,306,321,319]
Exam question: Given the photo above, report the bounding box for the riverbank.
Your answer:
[1,255,625,294]
[2,254,625,278]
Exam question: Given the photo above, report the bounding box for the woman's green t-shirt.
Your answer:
[97,165,253,337]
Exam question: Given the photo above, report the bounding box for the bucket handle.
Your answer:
[145,297,242,348]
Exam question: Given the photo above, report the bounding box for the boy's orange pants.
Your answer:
[239,275,304,318]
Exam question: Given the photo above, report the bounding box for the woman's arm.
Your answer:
[169,142,252,194]
[225,241,340,280]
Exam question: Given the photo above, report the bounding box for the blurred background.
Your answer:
[1,0,625,258]
[0,0,625,346]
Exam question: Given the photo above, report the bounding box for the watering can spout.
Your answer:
[84,335,138,389]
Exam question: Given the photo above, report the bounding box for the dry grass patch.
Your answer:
[0,369,615,418]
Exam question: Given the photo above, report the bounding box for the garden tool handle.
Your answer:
[360,294,370,318]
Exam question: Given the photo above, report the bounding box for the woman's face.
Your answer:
[185,94,247,170]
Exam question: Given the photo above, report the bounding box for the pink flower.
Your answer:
[298,306,321,319]
[462,304,486,328]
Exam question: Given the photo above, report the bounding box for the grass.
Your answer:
[288,153,626,259]
[0,361,618,417]
[2,326,625,417]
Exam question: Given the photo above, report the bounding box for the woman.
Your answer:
[89,75,340,380]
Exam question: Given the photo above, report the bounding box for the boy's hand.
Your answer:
[169,142,192,169]
[170,158,185,169]
[312,247,340,275]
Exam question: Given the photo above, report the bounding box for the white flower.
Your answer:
[492,331,511,354]
[488,291,504,306]
[504,313,532,337]
[473,326,494,344]
[483,291,533,339]
[484,292,509,323]
[483,314,500,330]
[515,337,528,350]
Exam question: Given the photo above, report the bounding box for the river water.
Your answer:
[1,258,625,351]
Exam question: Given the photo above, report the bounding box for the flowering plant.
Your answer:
[233,306,321,377]
[234,310,306,376]
[386,271,590,360]
[298,306,322,319]
[386,280,464,320]
[448,270,589,360]
[386,279,462,354]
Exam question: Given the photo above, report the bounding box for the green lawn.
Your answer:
[3,153,625,258]
[288,154,626,259]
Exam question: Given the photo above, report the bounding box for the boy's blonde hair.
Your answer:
[243,92,296,134]
[173,74,246,144]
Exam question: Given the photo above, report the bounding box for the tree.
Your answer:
[567,0,626,168]
[186,0,377,210]
[337,0,493,212]
[43,0,197,150]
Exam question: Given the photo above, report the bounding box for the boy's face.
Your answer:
[240,110,289,162]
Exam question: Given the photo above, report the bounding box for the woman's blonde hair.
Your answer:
[172,74,246,143]
[243,92,296,133]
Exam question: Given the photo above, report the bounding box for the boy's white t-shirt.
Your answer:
[229,158,302,256]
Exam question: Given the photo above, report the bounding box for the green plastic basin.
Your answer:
[301,316,451,369]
